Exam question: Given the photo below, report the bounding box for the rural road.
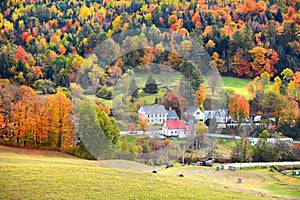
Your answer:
[121,131,300,144]
[207,133,241,139]
[223,161,300,169]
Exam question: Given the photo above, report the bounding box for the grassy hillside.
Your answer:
[1,146,299,199]
[222,77,252,99]
[222,77,274,100]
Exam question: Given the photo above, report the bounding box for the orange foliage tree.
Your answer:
[138,118,150,134]
[15,46,26,63]
[0,114,3,124]
[212,52,227,74]
[12,86,38,147]
[47,92,74,152]
[228,94,250,123]
[280,98,299,127]
[5,85,75,151]
[249,46,279,77]
[194,84,207,109]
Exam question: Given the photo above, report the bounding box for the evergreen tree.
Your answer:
[0,53,12,79]
[154,97,158,104]
[143,75,158,94]
[175,61,204,90]
[129,79,138,99]
[177,78,194,105]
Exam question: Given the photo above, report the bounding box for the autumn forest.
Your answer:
[0,0,299,161]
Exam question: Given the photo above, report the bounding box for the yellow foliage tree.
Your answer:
[273,76,282,95]
[205,40,216,49]
[112,16,122,32]
[80,6,91,19]
[212,52,227,74]
[138,118,150,134]
[195,84,207,109]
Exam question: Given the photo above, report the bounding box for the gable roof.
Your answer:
[204,110,219,119]
[204,109,229,119]
[142,104,167,115]
[218,109,229,118]
[185,106,199,114]
[167,110,179,119]
[165,120,186,129]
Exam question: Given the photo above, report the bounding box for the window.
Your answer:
[171,131,173,134]
[197,112,200,115]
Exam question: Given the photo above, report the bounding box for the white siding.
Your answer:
[193,109,205,121]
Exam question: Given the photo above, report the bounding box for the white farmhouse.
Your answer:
[162,120,188,138]
[204,109,231,123]
[184,106,205,123]
[138,104,167,125]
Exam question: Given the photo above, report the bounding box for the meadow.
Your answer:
[222,77,274,100]
[97,75,257,108]
[222,77,252,99]
[1,146,299,199]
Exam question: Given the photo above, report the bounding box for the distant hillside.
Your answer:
[0,0,299,91]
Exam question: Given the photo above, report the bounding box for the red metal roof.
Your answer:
[166,120,186,129]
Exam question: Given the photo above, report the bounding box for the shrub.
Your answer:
[277,124,300,139]
[96,87,113,100]
[147,159,154,166]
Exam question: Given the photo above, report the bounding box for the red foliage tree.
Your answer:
[237,61,251,77]
[129,123,135,132]
[163,90,187,116]
[15,46,26,63]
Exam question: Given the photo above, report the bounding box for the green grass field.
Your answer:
[95,76,272,107]
[1,146,299,199]
[222,77,274,100]
[222,77,252,99]
[133,73,183,89]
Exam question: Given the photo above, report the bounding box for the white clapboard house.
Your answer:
[184,106,205,123]
[138,104,168,125]
[161,120,188,138]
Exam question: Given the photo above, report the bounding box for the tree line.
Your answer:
[0,83,75,152]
